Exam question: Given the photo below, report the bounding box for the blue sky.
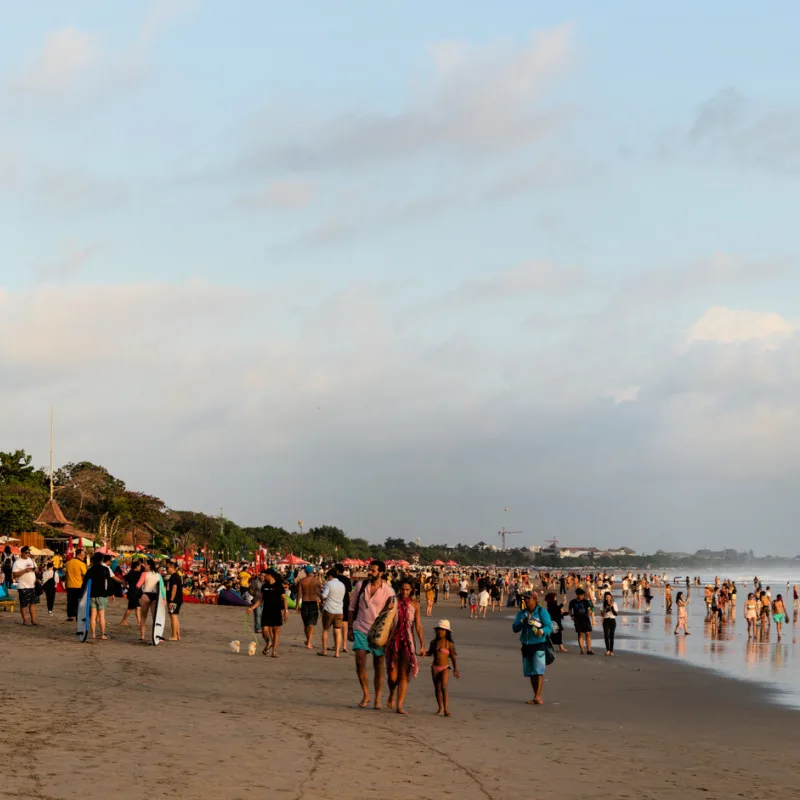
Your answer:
[2,2,800,553]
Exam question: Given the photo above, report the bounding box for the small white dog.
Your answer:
[247,641,257,656]
[229,640,240,654]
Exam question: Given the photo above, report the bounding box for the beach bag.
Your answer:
[367,596,397,649]
[545,638,556,666]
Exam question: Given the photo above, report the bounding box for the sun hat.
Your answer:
[434,619,451,632]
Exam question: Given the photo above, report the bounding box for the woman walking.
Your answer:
[744,592,759,638]
[545,592,568,652]
[248,568,288,657]
[674,591,691,635]
[386,579,425,715]
[601,591,619,656]
[41,560,58,615]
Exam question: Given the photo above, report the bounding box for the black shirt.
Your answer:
[126,568,142,597]
[84,564,114,597]
[168,573,183,605]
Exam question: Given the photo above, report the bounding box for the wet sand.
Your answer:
[2,594,799,800]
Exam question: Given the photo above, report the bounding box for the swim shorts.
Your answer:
[522,646,546,677]
[322,610,343,630]
[352,629,384,657]
[90,597,108,611]
[18,588,39,607]
[573,617,592,634]
[301,603,319,627]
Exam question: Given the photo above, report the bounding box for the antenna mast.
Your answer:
[49,405,54,500]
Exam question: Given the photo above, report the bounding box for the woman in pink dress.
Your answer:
[386,579,426,715]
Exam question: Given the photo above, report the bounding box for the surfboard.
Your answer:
[76,578,91,643]
[151,574,167,646]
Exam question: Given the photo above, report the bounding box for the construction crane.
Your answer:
[498,527,522,550]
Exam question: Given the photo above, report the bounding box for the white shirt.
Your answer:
[321,578,345,614]
[459,579,468,593]
[478,590,490,606]
[14,557,37,589]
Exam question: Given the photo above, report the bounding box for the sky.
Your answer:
[2,1,800,554]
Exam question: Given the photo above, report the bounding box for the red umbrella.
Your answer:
[95,545,117,556]
[432,559,445,566]
[278,553,308,566]
[446,560,458,566]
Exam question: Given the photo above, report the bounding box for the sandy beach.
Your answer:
[2,594,798,800]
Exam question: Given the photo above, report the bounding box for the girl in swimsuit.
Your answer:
[744,593,758,638]
[429,620,459,716]
[386,579,425,715]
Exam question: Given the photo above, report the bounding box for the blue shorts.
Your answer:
[522,648,546,677]
[352,629,384,657]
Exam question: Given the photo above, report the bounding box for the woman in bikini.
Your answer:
[424,579,435,617]
[429,620,459,716]
[674,591,691,636]
[386,579,425,715]
[744,592,759,638]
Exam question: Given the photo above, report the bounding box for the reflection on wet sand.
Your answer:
[613,587,800,709]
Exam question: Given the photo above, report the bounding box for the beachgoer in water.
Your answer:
[386,579,425,715]
[429,620,459,716]
[512,591,552,705]
[674,591,690,636]
[665,583,673,614]
[569,587,594,655]
[744,593,758,638]
[601,591,619,656]
[772,594,787,639]
[349,560,395,709]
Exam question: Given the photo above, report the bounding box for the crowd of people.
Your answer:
[4,544,800,710]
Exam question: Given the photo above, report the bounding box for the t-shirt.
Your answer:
[468,592,478,606]
[321,577,345,614]
[569,597,593,618]
[13,557,37,589]
[478,590,490,606]
[459,580,468,593]
[65,557,87,589]
[239,571,251,587]
[84,563,113,597]
[168,573,183,606]
[126,569,142,596]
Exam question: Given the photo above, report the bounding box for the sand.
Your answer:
[2,593,798,800]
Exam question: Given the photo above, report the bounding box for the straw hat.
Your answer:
[435,619,451,632]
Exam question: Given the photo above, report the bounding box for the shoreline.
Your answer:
[2,594,798,799]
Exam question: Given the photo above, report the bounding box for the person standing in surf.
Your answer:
[386,578,425,715]
[674,591,691,635]
[349,560,395,709]
[569,587,594,655]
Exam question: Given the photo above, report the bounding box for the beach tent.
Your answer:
[446,560,458,566]
[278,553,308,566]
[95,545,118,556]
[342,558,360,567]
[432,559,445,566]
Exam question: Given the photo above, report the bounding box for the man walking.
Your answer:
[296,565,322,649]
[320,568,346,657]
[13,545,39,626]
[65,549,87,622]
[569,586,595,655]
[83,551,123,640]
[349,560,395,709]
[512,591,552,704]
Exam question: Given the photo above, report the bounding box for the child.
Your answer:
[468,590,478,619]
[478,588,490,618]
[429,620,459,716]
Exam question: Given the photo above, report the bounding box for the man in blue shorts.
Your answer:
[348,560,395,709]
[512,591,552,705]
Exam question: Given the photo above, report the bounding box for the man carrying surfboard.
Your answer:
[349,560,395,710]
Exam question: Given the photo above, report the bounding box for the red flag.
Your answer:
[183,548,192,573]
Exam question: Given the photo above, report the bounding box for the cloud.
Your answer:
[608,386,640,405]
[138,0,199,51]
[241,25,575,175]
[450,261,583,304]
[37,242,105,283]
[13,28,98,93]
[688,306,799,345]
[234,178,315,211]
[668,88,800,175]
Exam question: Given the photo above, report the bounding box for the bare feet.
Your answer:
[396,708,408,715]
[358,697,370,708]
[444,711,452,716]
[373,701,382,710]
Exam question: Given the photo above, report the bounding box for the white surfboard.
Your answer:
[151,574,167,646]
[76,578,91,643]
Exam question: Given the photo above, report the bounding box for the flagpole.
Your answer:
[49,405,54,501]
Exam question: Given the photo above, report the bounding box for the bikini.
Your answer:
[432,646,451,674]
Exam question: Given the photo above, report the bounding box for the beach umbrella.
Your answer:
[27,546,43,556]
[432,559,445,566]
[40,548,55,557]
[278,553,308,566]
[95,545,117,556]
[446,560,458,566]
